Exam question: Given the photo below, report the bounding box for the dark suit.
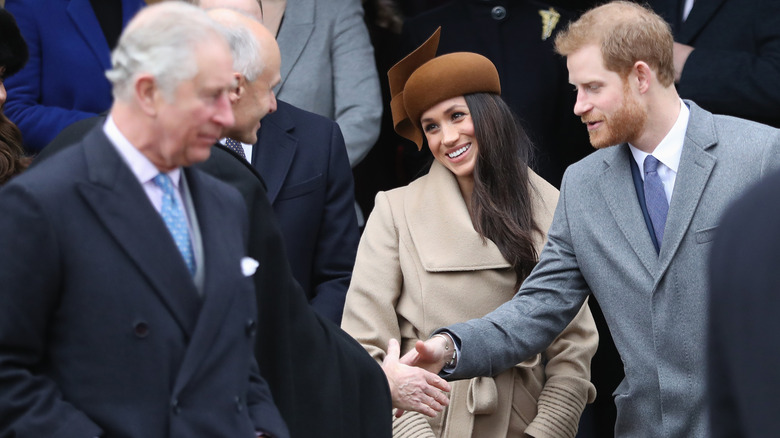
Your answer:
[648,0,780,128]
[39,117,393,438]
[0,126,288,437]
[253,100,360,324]
[401,0,593,188]
[708,168,780,438]
[3,0,145,152]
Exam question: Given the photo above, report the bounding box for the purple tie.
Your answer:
[644,155,668,252]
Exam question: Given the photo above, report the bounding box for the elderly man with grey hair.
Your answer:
[0,2,289,437]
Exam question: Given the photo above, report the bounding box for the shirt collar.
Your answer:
[103,116,182,187]
[629,99,689,178]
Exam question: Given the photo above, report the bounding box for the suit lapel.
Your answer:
[677,0,728,43]
[407,161,510,271]
[599,145,659,275]
[66,0,112,70]
[253,104,297,204]
[76,127,201,337]
[274,0,315,95]
[172,169,243,394]
[657,103,717,275]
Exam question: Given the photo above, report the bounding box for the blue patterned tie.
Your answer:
[223,138,246,160]
[153,173,196,275]
[643,155,668,252]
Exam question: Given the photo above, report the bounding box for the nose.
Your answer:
[267,91,277,115]
[573,89,592,116]
[214,92,235,127]
[441,123,459,146]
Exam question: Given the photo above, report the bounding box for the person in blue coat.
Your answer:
[3,0,145,153]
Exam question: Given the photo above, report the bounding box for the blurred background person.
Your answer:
[342,29,597,438]
[265,0,382,226]
[3,0,145,153]
[0,8,30,184]
[647,0,780,128]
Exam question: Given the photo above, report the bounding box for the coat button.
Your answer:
[245,319,257,337]
[171,398,181,415]
[235,395,243,412]
[133,321,150,338]
[491,5,507,20]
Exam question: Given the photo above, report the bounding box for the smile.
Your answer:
[447,144,470,159]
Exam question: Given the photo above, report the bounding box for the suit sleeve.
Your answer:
[677,0,780,124]
[0,183,103,437]
[330,0,382,167]
[442,169,592,380]
[525,300,598,438]
[3,0,99,152]
[308,122,360,324]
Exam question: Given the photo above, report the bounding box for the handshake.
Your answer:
[380,334,457,418]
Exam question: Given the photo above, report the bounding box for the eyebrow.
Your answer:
[421,104,468,123]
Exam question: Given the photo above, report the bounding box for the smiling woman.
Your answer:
[341,28,598,438]
[0,9,30,185]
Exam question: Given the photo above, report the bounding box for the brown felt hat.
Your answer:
[388,28,501,149]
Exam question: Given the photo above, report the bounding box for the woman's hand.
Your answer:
[382,338,451,418]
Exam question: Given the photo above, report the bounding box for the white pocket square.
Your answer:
[241,257,259,277]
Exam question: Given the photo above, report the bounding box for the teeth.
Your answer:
[448,144,470,158]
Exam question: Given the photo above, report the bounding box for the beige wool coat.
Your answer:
[342,161,598,438]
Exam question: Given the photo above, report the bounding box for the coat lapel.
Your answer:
[274,0,315,95]
[406,161,510,272]
[677,0,728,43]
[172,169,244,394]
[76,127,201,337]
[253,104,297,204]
[66,0,112,70]
[598,145,659,275]
[656,102,717,276]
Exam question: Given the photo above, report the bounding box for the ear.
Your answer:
[633,61,652,94]
[228,72,245,105]
[135,74,159,116]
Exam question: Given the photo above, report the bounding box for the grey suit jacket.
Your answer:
[274,0,381,167]
[442,101,780,437]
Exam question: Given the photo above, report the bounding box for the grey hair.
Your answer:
[214,14,265,82]
[106,2,228,101]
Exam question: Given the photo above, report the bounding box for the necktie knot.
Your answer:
[223,138,247,160]
[644,154,661,175]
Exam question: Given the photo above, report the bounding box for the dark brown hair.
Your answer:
[0,113,29,185]
[465,93,542,287]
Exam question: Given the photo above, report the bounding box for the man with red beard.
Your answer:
[398,2,780,437]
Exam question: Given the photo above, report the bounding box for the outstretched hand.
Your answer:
[400,336,452,374]
[382,339,451,418]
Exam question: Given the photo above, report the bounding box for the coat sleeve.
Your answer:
[0,182,103,437]
[329,0,382,167]
[525,300,598,438]
[308,121,360,324]
[443,168,593,380]
[342,191,437,437]
[341,191,403,363]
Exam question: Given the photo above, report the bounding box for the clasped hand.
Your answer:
[381,338,452,418]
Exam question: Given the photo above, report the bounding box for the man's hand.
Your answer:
[673,42,694,83]
[382,339,451,418]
